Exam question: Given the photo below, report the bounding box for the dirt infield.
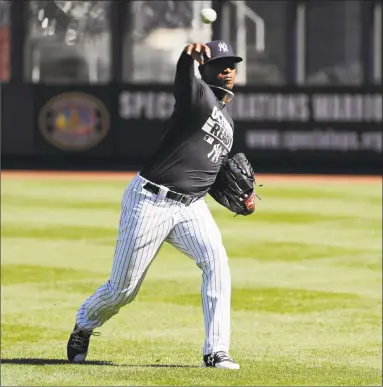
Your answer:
[1,170,381,184]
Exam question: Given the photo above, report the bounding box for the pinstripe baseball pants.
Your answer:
[76,174,231,355]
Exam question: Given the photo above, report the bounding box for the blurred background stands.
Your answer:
[5,0,381,86]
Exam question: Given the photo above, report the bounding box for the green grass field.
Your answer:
[1,173,382,386]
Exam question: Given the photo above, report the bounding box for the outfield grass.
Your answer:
[1,173,382,386]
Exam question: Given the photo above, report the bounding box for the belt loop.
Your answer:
[138,173,148,188]
[158,185,169,201]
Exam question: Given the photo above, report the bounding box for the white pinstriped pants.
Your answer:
[76,174,231,355]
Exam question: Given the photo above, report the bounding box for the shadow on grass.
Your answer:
[0,358,200,368]
[0,358,114,366]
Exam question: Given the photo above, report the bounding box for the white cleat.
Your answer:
[203,351,240,369]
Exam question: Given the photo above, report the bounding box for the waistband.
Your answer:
[135,174,200,206]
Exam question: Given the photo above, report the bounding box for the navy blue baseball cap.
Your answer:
[203,40,243,64]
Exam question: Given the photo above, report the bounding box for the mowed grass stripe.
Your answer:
[2,217,380,240]
[1,223,118,240]
[3,188,381,216]
[1,175,381,386]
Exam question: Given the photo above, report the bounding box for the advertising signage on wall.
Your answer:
[118,88,382,156]
[38,92,110,152]
[119,90,382,123]
[244,129,382,153]
[5,84,379,172]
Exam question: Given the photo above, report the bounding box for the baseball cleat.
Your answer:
[203,351,240,369]
[67,324,99,363]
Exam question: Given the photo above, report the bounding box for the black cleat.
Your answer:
[67,324,99,363]
[203,351,240,369]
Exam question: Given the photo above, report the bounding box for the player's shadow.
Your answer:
[138,364,200,368]
[0,358,115,366]
[0,358,199,368]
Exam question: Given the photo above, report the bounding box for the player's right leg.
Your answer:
[67,174,176,363]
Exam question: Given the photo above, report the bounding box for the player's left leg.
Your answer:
[166,199,239,369]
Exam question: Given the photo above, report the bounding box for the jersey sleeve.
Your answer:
[173,51,205,106]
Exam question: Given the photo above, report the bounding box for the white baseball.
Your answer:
[200,8,217,24]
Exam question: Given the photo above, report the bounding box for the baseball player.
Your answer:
[67,40,257,369]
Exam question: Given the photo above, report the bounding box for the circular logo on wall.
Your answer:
[38,92,110,151]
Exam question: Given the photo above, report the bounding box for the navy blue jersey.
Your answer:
[140,52,234,197]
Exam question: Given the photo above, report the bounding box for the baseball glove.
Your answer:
[208,153,261,216]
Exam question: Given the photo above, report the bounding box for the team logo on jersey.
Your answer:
[201,106,233,163]
[39,92,110,151]
[208,144,223,163]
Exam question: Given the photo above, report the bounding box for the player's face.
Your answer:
[204,59,237,90]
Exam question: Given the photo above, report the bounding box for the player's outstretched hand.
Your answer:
[184,43,211,65]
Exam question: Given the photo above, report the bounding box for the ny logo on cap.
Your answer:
[218,42,228,52]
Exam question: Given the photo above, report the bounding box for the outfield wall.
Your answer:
[1,84,382,174]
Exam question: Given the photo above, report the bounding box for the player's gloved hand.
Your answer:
[208,153,262,216]
[184,43,211,64]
